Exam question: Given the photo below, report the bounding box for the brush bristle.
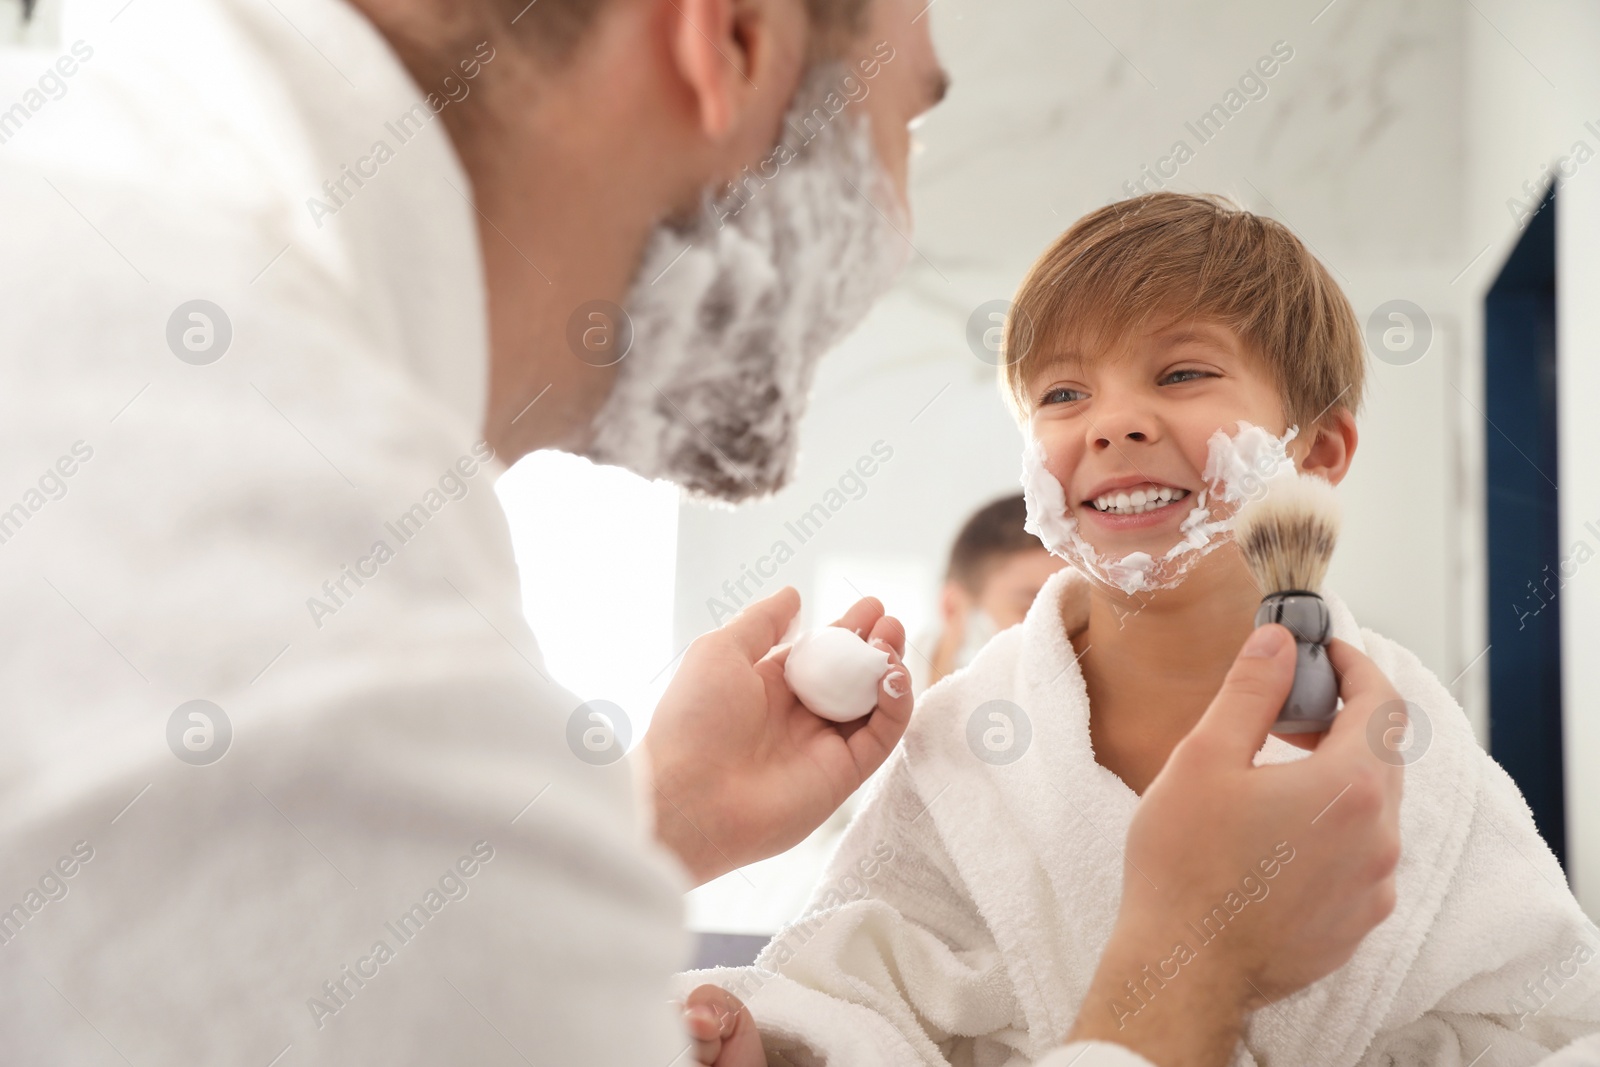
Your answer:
[1231,474,1342,595]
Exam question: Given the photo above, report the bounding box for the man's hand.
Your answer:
[643,587,913,886]
[1067,624,1406,1067]
[683,985,764,1067]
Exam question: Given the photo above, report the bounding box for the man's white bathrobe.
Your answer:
[0,1,688,1063]
[676,567,1600,1066]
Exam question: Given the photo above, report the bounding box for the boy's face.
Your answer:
[1025,319,1300,563]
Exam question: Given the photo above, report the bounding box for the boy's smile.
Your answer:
[1026,319,1297,560]
[1079,480,1193,531]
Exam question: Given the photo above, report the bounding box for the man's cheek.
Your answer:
[870,116,909,207]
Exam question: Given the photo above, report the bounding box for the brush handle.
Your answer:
[1254,593,1339,734]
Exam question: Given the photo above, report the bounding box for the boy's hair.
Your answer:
[1000,192,1366,433]
[944,494,1044,594]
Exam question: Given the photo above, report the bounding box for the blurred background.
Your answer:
[8,0,1595,940]
[501,0,1600,936]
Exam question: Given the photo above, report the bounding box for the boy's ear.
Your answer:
[667,0,787,140]
[1298,408,1358,486]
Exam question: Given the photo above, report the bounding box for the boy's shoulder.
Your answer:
[1348,619,1478,749]
[906,566,1084,754]
[1320,587,1477,751]
[1341,616,1525,841]
[903,620,1031,754]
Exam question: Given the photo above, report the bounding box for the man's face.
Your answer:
[576,0,950,501]
[841,0,948,213]
[700,0,946,223]
[1025,320,1298,564]
[975,548,1065,629]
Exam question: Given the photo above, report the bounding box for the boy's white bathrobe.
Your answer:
[676,567,1600,1066]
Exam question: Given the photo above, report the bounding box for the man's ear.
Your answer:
[1299,407,1358,486]
[669,0,774,139]
[940,581,969,625]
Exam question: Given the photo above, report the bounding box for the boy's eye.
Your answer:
[1162,369,1215,385]
[1040,386,1086,405]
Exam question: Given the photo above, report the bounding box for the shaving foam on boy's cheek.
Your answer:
[1017,421,1300,596]
[1202,420,1301,507]
[1019,437,1171,595]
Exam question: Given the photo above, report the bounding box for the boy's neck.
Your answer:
[1068,552,1266,790]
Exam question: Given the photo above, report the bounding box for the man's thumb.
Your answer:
[723,586,802,664]
[1188,623,1298,764]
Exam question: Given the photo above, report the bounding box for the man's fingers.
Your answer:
[1314,639,1407,784]
[722,586,802,664]
[1185,624,1298,764]
[684,985,745,1064]
[865,612,905,658]
[830,595,886,640]
[843,626,914,778]
[1277,730,1323,752]
[684,1001,723,1065]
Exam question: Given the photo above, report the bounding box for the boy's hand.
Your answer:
[644,587,914,886]
[1067,625,1405,1067]
[683,985,764,1067]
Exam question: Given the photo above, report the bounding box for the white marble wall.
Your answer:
[677,0,1476,708]
[677,0,1600,928]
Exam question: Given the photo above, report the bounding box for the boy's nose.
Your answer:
[1089,415,1154,449]
[1085,387,1162,450]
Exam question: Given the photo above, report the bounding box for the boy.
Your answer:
[676,193,1600,1066]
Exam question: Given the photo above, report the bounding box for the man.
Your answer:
[920,493,1065,694]
[0,0,1416,1064]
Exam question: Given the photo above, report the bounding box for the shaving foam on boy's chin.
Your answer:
[1018,420,1300,596]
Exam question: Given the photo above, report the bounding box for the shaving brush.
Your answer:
[1232,473,1343,734]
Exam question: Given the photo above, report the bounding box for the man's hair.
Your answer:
[511,0,871,60]
[944,494,1045,594]
[999,192,1366,434]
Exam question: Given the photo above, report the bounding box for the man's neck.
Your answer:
[345,0,693,464]
[445,68,663,463]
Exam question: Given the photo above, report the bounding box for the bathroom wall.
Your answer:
[676,0,1476,717]
[1457,0,1600,914]
[672,0,1504,931]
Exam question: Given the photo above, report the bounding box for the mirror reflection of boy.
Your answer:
[678,192,1600,1067]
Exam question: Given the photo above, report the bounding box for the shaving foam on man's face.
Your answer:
[578,62,913,503]
[1016,323,1302,595]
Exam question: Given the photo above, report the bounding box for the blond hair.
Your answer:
[1000,192,1366,433]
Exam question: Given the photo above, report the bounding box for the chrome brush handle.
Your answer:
[1254,592,1339,734]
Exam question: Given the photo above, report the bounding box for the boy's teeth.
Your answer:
[1091,485,1190,515]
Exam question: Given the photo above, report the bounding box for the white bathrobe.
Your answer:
[0,1,689,1063]
[676,567,1600,1066]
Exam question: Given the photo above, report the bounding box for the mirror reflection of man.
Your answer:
[922,493,1065,693]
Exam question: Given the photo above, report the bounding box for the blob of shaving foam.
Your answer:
[1018,420,1301,596]
[783,627,892,722]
